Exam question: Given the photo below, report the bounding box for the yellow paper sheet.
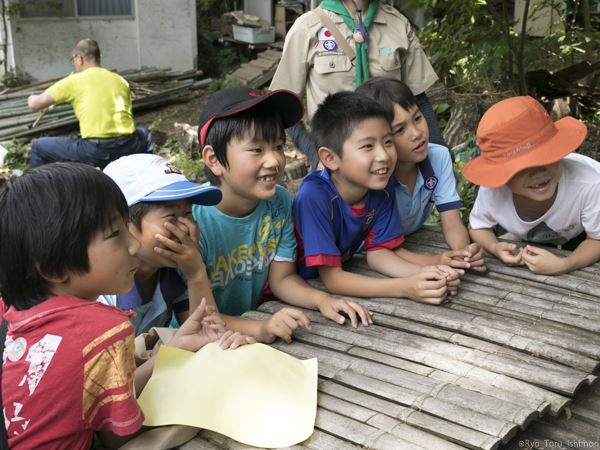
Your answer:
[137,342,318,448]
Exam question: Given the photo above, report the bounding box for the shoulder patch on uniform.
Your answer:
[424,176,438,191]
[317,26,338,51]
[317,26,333,40]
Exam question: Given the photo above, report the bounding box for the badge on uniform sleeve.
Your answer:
[317,27,338,51]
[424,176,438,191]
[5,337,27,362]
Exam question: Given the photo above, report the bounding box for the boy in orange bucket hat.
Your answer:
[463,96,600,275]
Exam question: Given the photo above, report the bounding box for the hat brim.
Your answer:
[462,116,587,188]
[141,181,222,206]
[199,90,304,146]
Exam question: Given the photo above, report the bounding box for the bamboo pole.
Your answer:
[246,310,571,416]
[319,380,501,450]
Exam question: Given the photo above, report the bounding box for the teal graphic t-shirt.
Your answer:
[192,185,296,316]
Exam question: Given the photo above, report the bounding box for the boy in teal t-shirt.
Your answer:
[194,86,373,344]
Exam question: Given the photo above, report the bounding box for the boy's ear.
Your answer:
[318,146,340,172]
[36,263,69,284]
[202,145,223,177]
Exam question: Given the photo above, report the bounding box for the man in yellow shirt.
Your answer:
[27,38,152,168]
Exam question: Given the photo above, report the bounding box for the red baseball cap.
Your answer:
[462,96,587,188]
[198,86,304,147]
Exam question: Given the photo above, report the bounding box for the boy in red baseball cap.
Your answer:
[463,96,600,275]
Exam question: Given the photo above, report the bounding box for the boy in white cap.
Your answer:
[463,96,600,275]
[101,154,253,348]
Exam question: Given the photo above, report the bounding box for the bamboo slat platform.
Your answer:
[183,225,600,450]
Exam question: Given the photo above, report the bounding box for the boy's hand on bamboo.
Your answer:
[317,296,373,328]
[493,242,524,266]
[521,245,565,275]
[422,264,462,297]
[437,249,472,270]
[258,308,311,344]
[403,270,448,304]
[154,217,206,281]
[463,243,487,272]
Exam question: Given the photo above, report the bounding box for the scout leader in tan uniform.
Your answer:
[270,0,446,168]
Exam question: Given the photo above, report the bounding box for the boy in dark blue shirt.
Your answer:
[294,92,462,305]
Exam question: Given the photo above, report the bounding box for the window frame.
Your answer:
[18,0,135,19]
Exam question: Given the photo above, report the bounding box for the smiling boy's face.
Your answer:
[506,162,561,202]
[218,128,287,204]
[333,117,396,192]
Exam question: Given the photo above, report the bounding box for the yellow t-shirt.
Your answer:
[46,67,135,138]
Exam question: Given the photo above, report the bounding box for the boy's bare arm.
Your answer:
[221,311,311,344]
[268,260,373,327]
[470,226,523,266]
[522,239,600,275]
[318,265,448,305]
[439,209,470,249]
[440,210,486,272]
[391,239,473,271]
[367,247,423,277]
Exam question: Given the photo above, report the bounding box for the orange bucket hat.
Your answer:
[462,96,587,188]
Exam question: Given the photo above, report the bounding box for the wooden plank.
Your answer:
[228,65,263,83]
[258,49,283,61]
[247,57,277,70]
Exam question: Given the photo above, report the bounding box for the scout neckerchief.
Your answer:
[319,0,379,86]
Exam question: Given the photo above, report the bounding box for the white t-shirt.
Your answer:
[469,153,600,245]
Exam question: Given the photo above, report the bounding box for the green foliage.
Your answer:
[453,136,480,224]
[404,0,599,93]
[405,0,508,91]
[3,140,30,171]
[432,102,451,129]
[159,138,206,183]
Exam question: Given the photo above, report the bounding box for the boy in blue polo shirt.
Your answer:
[293,91,462,305]
[357,78,486,272]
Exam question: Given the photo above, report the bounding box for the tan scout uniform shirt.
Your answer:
[270,4,438,119]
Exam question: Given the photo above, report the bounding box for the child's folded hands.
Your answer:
[438,244,487,273]
[493,242,524,266]
[403,271,447,305]
[521,245,565,275]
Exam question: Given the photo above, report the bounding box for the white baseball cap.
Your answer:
[103,154,222,207]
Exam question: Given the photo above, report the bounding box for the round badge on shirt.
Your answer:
[6,337,27,362]
[424,176,438,191]
[317,27,338,51]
